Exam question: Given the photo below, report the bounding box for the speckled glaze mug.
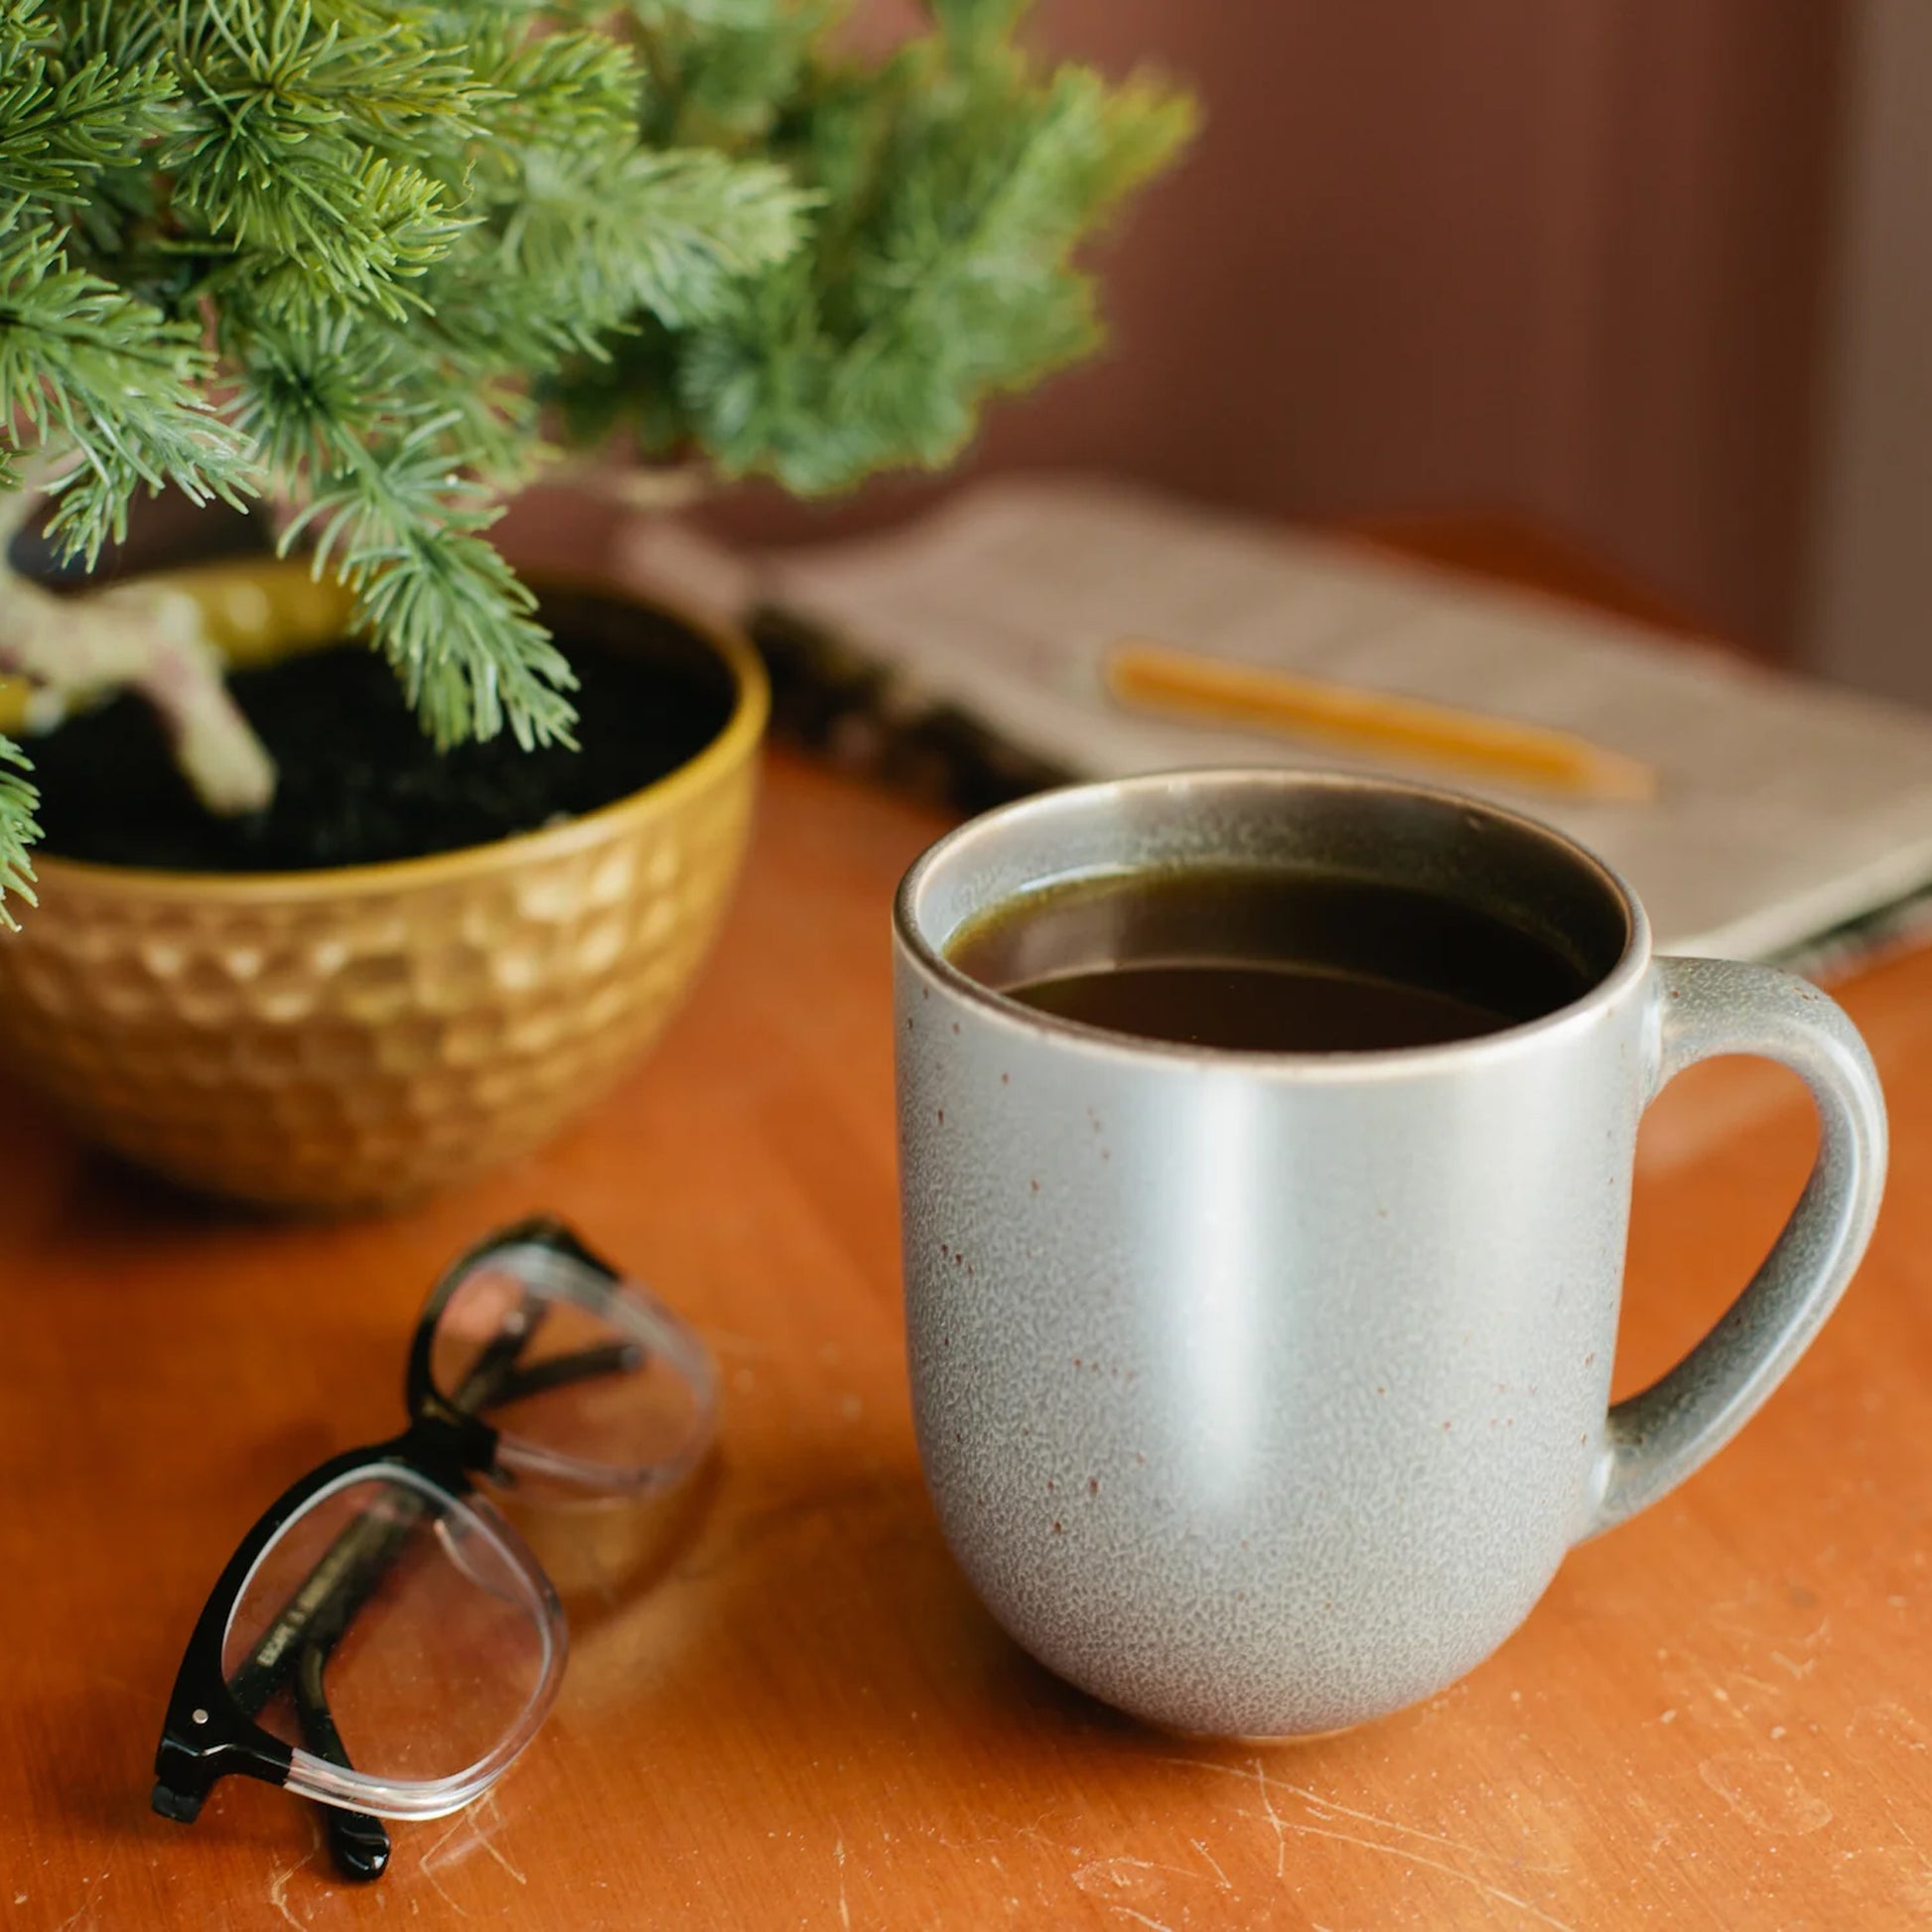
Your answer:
[894,769,1886,1738]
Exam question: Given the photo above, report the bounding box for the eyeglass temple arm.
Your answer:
[484,1339,643,1408]
[223,1495,420,1716]
[222,1297,550,1718]
[223,1334,640,1711]
[293,1639,392,1882]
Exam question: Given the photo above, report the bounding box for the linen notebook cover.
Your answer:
[624,475,1932,967]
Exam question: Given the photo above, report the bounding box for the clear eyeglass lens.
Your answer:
[430,1245,716,1498]
[220,1469,556,1787]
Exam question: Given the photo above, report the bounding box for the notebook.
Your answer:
[621,475,1932,966]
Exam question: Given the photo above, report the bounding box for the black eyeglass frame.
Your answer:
[151,1217,677,1881]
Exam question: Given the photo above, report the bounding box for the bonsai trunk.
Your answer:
[0,470,276,815]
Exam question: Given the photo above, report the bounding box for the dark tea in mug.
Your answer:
[945,865,1593,1052]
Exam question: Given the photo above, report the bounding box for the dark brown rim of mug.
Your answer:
[893,767,1655,1076]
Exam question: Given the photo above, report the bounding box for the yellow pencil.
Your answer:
[1103,639,1659,805]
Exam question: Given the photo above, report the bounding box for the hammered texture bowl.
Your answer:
[0,559,765,1209]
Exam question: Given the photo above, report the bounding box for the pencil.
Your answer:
[1103,639,1659,805]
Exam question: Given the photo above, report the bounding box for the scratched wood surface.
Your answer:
[5,526,1931,1931]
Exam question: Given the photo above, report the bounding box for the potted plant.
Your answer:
[0,0,1191,1208]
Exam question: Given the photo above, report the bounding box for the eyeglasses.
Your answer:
[151,1218,717,1882]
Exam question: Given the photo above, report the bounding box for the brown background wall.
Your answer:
[719,1,1848,663]
[1808,0,1932,703]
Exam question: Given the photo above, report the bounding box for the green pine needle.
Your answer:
[286,416,579,752]
[0,738,40,933]
[0,47,178,202]
[507,145,811,334]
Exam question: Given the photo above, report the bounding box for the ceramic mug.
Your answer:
[893,769,1886,1737]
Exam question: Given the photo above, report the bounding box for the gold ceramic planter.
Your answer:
[0,559,766,1209]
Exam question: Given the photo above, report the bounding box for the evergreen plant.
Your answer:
[0,0,1191,919]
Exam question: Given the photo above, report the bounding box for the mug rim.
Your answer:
[894,766,1655,1079]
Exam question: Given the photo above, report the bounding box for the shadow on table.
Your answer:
[507,1449,726,1628]
[567,1429,1172,1764]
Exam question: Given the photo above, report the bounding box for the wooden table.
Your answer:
[5,525,1929,1930]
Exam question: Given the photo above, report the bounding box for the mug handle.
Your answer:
[1584,956,1887,1537]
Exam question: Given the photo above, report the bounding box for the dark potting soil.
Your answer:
[25,589,738,873]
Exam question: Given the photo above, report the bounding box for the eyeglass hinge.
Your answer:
[406,1398,499,1480]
